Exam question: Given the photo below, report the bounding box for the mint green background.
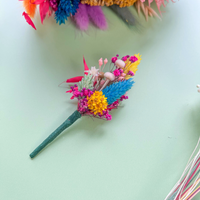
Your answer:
[1,1,200,199]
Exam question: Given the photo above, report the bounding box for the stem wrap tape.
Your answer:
[30,110,81,159]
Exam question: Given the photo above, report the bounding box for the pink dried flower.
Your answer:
[74,91,81,97]
[77,98,89,114]
[111,57,117,63]
[129,56,138,63]
[113,69,121,76]
[106,114,112,120]
[107,100,120,110]
[99,58,103,67]
[96,109,113,121]
[121,73,126,77]
[118,77,124,81]
[104,58,108,65]
[122,56,127,61]
[81,88,93,97]
[127,70,134,76]
[120,95,128,101]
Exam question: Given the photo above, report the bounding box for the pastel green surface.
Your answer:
[1,1,200,200]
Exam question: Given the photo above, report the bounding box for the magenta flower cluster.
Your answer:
[49,0,59,11]
[111,57,117,63]
[71,86,94,99]
[113,68,123,76]
[98,110,112,120]
[129,56,138,63]
[111,54,121,63]
[78,98,89,113]
[127,70,134,76]
[111,54,137,63]
[121,55,130,61]
[108,99,120,108]
[70,84,77,90]
[120,95,128,101]
[81,88,93,97]
[122,56,127,61]
[69,86,94,114]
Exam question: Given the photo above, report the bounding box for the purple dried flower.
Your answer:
[127,70,134,76]
[119,69,123,73]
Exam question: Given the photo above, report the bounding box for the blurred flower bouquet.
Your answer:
[20,0,176,30]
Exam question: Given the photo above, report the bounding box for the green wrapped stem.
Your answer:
[30,110,82,159]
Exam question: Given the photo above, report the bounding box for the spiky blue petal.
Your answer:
[102,79,134,105]
[55,0,80,25]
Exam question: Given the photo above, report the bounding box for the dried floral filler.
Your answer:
[20,0,176,31]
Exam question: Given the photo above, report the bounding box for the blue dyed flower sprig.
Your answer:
[30,54,141,158]
[55,0,81,24]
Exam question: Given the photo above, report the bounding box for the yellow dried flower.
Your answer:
[87,91,108,115]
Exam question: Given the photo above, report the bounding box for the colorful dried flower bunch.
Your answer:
[20,0,176,31]
[30,54,141,158]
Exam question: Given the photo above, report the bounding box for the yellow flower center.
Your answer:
[87,91,108,115]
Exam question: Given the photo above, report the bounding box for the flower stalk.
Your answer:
[30,110,81,159]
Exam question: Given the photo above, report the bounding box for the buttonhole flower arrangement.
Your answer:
[30,53,141,159]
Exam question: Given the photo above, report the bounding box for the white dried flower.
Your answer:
[85,66,99,77]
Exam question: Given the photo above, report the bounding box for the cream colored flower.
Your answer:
[85,66,99,77]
